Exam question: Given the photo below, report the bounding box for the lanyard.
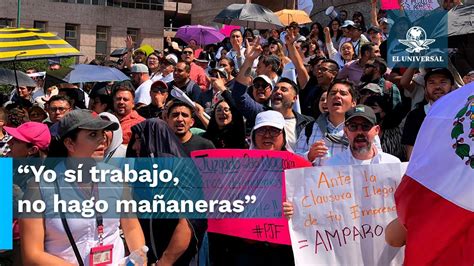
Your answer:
[54,179,105,245]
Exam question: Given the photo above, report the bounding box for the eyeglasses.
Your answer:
[315,67,332,73]
[346,122,373,132]
[255,127,282,137]
[182,51,193,55]
[48,107,70,113]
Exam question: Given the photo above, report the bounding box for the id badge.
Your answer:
[89,244,113,266]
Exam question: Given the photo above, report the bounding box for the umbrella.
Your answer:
[110,47,129,58]
[0,68,36,87]
[176,25,225,45]
[213,3,284,29]
[447,4,474,37]
[0,28,81,62]
[274,9,312,26]
[46,64,129,85]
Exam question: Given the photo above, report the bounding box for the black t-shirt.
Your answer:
[136,104,163,119]
[182,134,215,156]
[401,103,427,146]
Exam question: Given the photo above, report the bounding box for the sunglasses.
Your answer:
[255,127,282,137]
[182,51,193,55]
[253,82,269,90]
[346,122,373,132]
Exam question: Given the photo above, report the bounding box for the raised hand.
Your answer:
[308,139,329,162]
[125,35,134,50]
[285,29,297,45]
[244,36,262,61]
[211,72,227,92]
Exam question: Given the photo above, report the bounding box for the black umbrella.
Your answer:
[431,4,474,38]
[0,68,36,87]
[213,3,284,29]
[447,4,474,37]
[110,47,129,58]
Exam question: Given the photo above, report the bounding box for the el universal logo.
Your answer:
[392,26,443,63]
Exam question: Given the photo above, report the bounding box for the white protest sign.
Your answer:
[285,163,408,265]
[402,0,440,22]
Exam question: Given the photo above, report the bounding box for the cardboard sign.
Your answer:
[285,163,408,265]
[191,149,311,245]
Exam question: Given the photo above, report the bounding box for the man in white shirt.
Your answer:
[131,63,153,107]
[327,104,401,165]
[226,29,246,71]
[284,104,400,218]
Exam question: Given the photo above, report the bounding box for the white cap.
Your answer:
[165,54,178,65]
[296,35,307,42]
[253,75,273,88]
[341,20,355,28]
[253,110,285,131]
[131,63,149,73]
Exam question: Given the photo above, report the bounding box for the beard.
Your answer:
[351,134,372,155]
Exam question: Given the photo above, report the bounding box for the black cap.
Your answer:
[58,109,119,139]
[345,104,377,125]
[424,68,454,85]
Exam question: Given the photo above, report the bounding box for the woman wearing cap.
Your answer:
[225,110,294,265]
[249,110,292,151]
[3,122,51,265]
[5,122,50,160]
[20,110,146,265]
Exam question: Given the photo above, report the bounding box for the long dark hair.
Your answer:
[204,100,246,149]
[328,19,343,42]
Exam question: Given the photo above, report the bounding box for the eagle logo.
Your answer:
[399,26,435,53]
[451,95,474,169]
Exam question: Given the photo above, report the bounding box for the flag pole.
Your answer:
[17,0,21,27]
[13,52,26,92]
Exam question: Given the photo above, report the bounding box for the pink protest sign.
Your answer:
[191,149,311,245]
[381,0,400,10]
[220,25,241,37]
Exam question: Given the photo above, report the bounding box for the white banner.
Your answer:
[285,163,408,265]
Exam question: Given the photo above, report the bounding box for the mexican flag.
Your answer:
[395,83,474,265]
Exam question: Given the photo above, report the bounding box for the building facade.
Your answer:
[0,0,171,62]
[0,0,370,62]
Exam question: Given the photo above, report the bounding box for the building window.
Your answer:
[96,26,109,60]
[0,18,14,28]
[34,21,47,31]
[65,23,79,48]
[127,28,140,48]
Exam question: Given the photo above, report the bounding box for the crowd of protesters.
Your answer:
[0,0,472,265]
